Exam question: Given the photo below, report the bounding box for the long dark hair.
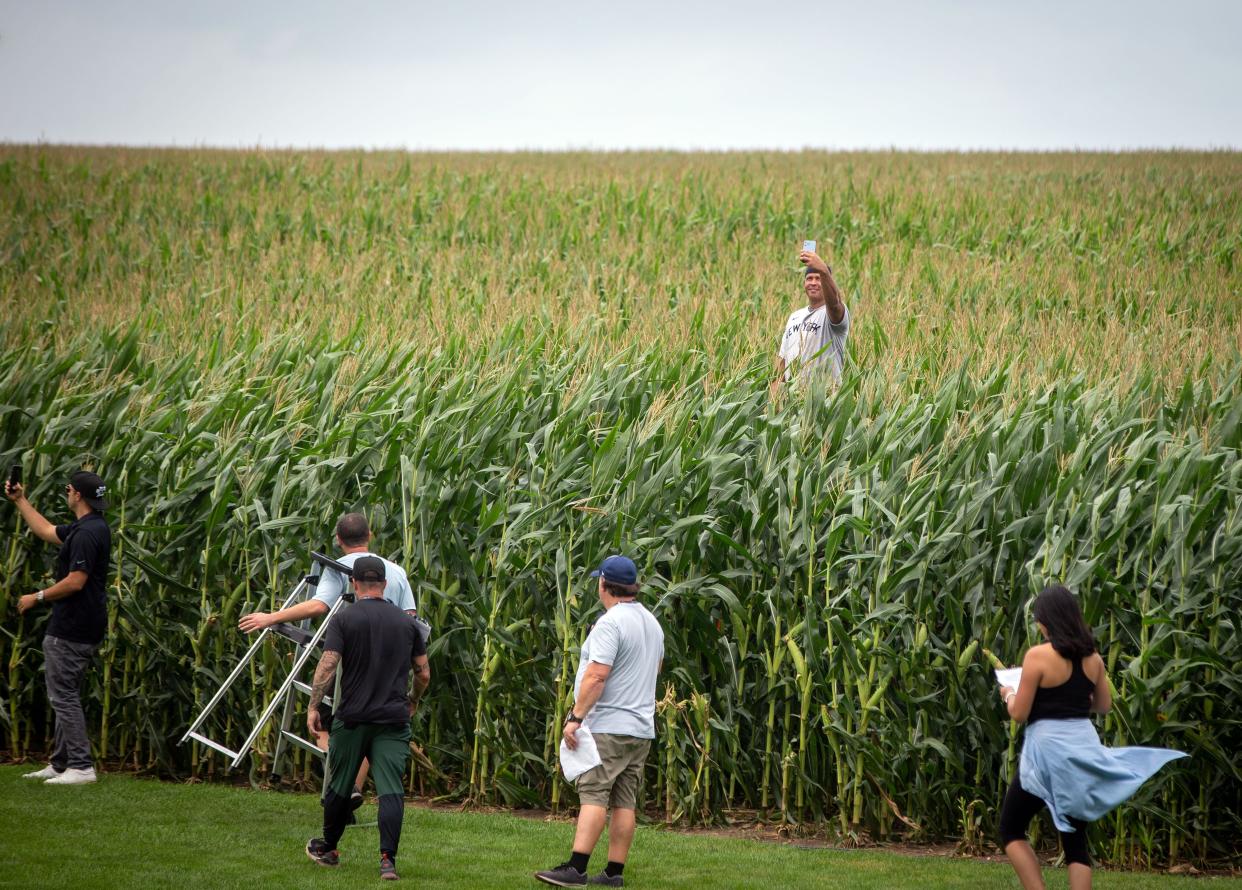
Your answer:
[1032,585,1096,659]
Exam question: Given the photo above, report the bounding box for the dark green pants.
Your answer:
[323,720,411,856]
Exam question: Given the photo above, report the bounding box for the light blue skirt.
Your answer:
[1019,718,1187,832]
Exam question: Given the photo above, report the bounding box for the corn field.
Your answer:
[1,147,1240,866]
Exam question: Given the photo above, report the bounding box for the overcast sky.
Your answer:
[2,1,1240,150]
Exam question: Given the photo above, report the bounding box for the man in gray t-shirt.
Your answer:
[535,555,664,888]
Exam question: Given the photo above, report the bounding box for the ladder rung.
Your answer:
[291,681,332,705]
[186,731,239,761]
[271,623,317,646]
[281,730,327,758]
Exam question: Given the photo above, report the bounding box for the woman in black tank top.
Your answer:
[998,586,1104,890]
[1027,656,1095,724]
[994,585,1185,890]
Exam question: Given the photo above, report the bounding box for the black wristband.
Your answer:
[565,712,583,724]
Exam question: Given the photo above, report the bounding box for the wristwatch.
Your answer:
[565,712,583,724]
[35,590,45,603]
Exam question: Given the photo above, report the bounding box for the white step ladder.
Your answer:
[180,551,353,778]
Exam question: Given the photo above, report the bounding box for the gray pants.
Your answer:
[43,634,99,770]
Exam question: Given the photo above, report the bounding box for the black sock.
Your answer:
[568,851,590,874]
[604,861,625,877]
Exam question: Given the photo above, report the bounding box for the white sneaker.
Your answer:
[45,767,97,785]
[23,764,64,780]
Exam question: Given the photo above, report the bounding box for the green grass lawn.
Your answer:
[0,765,1234,889]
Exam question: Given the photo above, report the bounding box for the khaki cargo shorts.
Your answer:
[575,732,651,809]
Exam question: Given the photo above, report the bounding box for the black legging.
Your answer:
[998,767,1091,867]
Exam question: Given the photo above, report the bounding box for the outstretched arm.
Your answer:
[4,483,61,545]
[822,269,845,326]
[800,251,846,325]
[239,598,329,633]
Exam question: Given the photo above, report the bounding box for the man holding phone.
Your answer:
[772,241,850,393]
[5,468,112,785]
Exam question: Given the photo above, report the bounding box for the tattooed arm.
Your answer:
[306,650,341,735]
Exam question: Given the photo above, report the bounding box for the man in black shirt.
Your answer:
[5,470,112,786]
[305,556,430,881]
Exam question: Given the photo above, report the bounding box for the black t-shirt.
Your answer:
[50,512,112,645]
[323,597,427,726]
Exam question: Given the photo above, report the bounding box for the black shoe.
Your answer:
[535,862,587,886]
[380,852,399,881]
[305,837,340,867]
[588,874,624,886]
[351,785,364,811]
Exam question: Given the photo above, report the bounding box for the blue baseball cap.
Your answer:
[589,554,638,587]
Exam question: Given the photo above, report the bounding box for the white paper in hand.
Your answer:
[994,667,1022,689]
[560,725,602,782]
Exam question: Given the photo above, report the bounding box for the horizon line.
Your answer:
[3,140,1240,155]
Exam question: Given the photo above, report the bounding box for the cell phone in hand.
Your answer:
[802,240,816,255]
[7,464,20,490]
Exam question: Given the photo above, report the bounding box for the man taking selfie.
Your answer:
[6,469,112,785]
[772,247,850,393]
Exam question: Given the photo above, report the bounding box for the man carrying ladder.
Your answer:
[304,556,431,880]
[238,511,417,807]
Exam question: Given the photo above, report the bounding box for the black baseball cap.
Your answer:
[69,471,107,511]
[352,555,386,583]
